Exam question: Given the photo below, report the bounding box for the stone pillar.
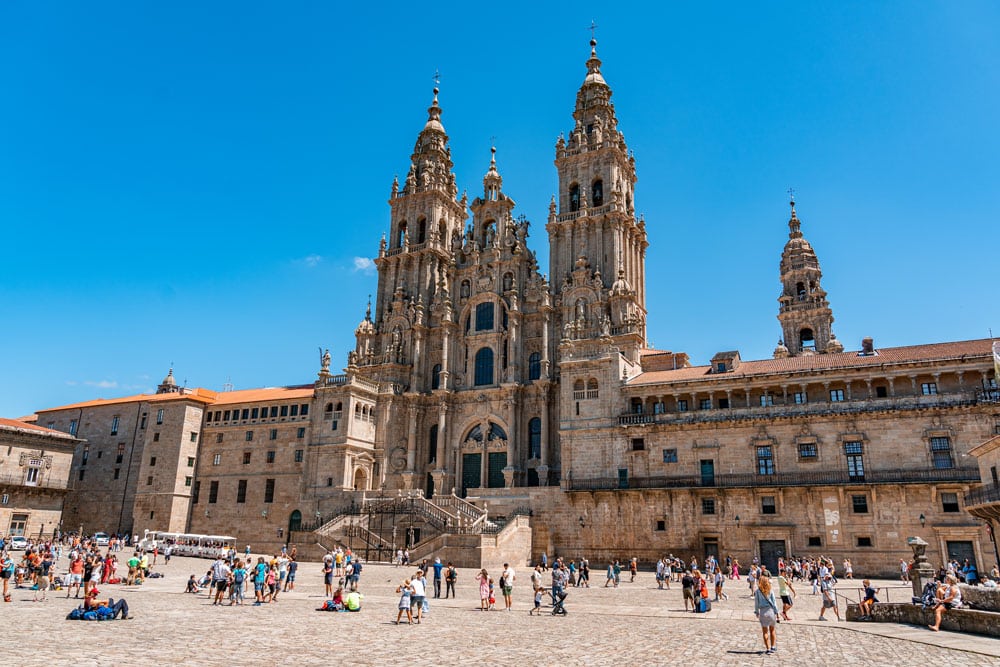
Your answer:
[541,311,551,377]
[405,406,418,472]
[440,329,451,390]
[908,536,937,600]
[538,386,550,486]
[410,331,423,388]
[888,377,896,397]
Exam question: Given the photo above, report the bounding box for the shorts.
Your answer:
[411,595,425,610]
[215,580,228,591]
[279,572,287,581]
[780,595,793,606]
[287,573,296,582]
[502,586,512,596]
[822,599,836,608]
[682,588,694,600]
[69,574,83,585]
[0,571,9,580]
[254,581,265,591]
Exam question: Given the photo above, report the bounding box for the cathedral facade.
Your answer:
[31,41,999,575]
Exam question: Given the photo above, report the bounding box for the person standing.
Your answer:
[444,561,457,599]
[476,569,490,611]
[432,558,444,598]
[681,570,696,611]
[501,562,516,611]
[753,574,779,654]
[322,557,334,598]
[410,569,426,623]
[777,568,796,620]
[210,557,231,606]
[818,573,840,621]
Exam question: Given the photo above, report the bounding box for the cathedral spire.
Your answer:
[788,189,802,238]
[483,145,502,200]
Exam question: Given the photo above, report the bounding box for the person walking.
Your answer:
[432,558,443,598]
[753,574,779,654]
[501,562,516,611]
[444,562,457,599]
[777,568,796,620]
[818,573,840,621]
[476,569,490,611]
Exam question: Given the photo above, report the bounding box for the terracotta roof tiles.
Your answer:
[0,417,78,439]
[207,386,315,406]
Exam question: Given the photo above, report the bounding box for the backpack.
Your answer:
[449,567,456,581]
[67,608,83,621]
[234,570,245,584]
[499,575,506,588]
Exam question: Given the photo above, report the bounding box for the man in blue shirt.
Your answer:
[432,558,444,598]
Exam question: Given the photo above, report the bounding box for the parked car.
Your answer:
[8,536,29,550]
[93,532,110,546]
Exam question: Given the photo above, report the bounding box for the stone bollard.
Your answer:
[907,536,936,600]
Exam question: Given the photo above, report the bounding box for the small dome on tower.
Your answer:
[773,340,790,359]
[157,367,179,394]
[610,267,632,296]
[827,333,844,353]
[423,87,445,133]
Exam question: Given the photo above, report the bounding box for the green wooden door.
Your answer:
[462,453,482,497]
[488,452,507,488]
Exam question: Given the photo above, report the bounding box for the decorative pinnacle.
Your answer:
[365,295,372,321]
[787,189,802,238]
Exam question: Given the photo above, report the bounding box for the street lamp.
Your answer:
[735,515,741,529]
[919,513,926,528]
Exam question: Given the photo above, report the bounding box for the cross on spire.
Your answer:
[588,20,598,40]
[787,187,796,204]
[432,69,441,86]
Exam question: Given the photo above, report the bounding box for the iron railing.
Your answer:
[0,472,70,490]
[965,484,1000,507]
[567,467,981,491]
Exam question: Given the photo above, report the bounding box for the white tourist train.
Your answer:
[138,530,237,559]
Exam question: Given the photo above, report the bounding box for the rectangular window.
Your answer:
[280,405,289,417]
[716,362,726,373]
[82,447,89,465]
[149,456,156,467]
[146,475,153,486]
[631,438,645,451]
[857,536,873,547]
[844,441,864,480]
[270,429,278,441]
[677,399,688,412]
[190,431,198,442]
[756,445,775,475]
[236,479,247,503]
[245,430,254,442]
[851,494,869,514]
[243,451,251,465]
[294,449,304,463]
[699,399,711,410]
[793,391,807,404]
[213,454,221,466]
[241,409,250,420]
[187,456,195,467]
[941,492,960,512]
[297,427,306,439]
[25,467,40,485]
[290,405,299,417]
[266,450,275,464]
[300,404,309,416]
[251,407,259,419]
[653,401,665,414]
[116,443,125,464]
[921,382,938,396]
[930,437,953,469]
[829,389,845,402]
[701,498,716,515]
[224,410,231,421]
[113,468,120,480]
[140,413,147,429]
[718,398,730,409]
[184,476,192,487]
[655,520,666,531]
[807,536,822,547]
[153,432,160,442]
[264,478,275,503]
[192,480,200,503]
[270,407,278,418]
[110,416,120,435]
[69,419,78,436]
[798,443,818,459]
[875,385,888,398]
[216,433,224,443]
[759,394,774,407]
[156,408,164,424]
[662,449,678,463]
[475,302,495,331]
[208,480,219,504]
[761,496,776,514]
[78,469,85,481]
[332,420,338,431]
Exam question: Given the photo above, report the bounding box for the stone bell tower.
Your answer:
[547,38,647,361]
[775,196,843,357]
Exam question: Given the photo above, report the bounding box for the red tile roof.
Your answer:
[627,338,996,387]
[37,388,218,413]
[0,417,78,439]
[208,386,315,406]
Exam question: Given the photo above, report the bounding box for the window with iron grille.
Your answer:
[756,446,775,475]
[930,437,953,469]
[701,498,716,515]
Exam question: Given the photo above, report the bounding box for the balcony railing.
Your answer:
[965,483,1000,507]
[0,472,70,490]
[618,393,983,426]
[566,467,980,491]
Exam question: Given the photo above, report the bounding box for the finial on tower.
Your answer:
[365,294,372,322]
[787,188,802,238]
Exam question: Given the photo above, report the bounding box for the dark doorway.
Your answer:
[425,472,435,499]
[704,538,719,563]
[946,540,976,571]
[462,453,481,497]
[759,540,786,575]
[618,468,629,489]
[288,509,302,535]
[700,460,715,486]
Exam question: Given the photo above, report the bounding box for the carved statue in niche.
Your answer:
[575,298,587,324]
[600,314,611,337]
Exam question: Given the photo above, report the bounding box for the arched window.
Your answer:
[397,221,408,248]
[529,417,542,459]
[528,352,541,381]
[355,404,361,415]
[417,218,427,244]
[431,364,442,390]
[569,183,580,212]
[796,282,806,300]
[800,328,816,350]
[428,425,438,464]
[631,398,644,414]
[474,347,494,386]
[335,402,342,411]
[438,220,448,243]
[325,403,333,414]
[587,378,599,398]
[592,178,604,207]
[476,302,494,331]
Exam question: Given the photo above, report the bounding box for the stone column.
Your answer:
[538,386,550,486]
[440,329,451,390]
[410,331,423,388]
[504,395,517,488]
[405,406,418,472]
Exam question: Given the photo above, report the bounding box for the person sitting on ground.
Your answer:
[928,575,962,631]
[344,590,362,612]
[185,575,201,593]
[84,587,131,619]
[858,579,879,620]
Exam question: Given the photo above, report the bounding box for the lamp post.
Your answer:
[919,513,926,528]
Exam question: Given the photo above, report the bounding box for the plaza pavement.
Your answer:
[1,554,997,666]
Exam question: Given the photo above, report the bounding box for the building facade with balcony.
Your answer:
[966,432,1000,571]
[0,417,79,539]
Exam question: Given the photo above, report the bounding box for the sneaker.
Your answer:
[818,616,828,621]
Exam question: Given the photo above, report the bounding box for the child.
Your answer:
[186,575,201,593]
[488,576,496,610]
[530,586,546,615]
[858,579,879,620]
[395,579,413,625]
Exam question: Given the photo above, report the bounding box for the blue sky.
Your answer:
[1,2,998,417]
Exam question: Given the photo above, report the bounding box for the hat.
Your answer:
[87,588,99,596]
[435,558,441,564]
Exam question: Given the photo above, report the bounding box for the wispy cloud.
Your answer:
[298,254,323,268]
[84,379,118,389]
[353,257,375,274]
